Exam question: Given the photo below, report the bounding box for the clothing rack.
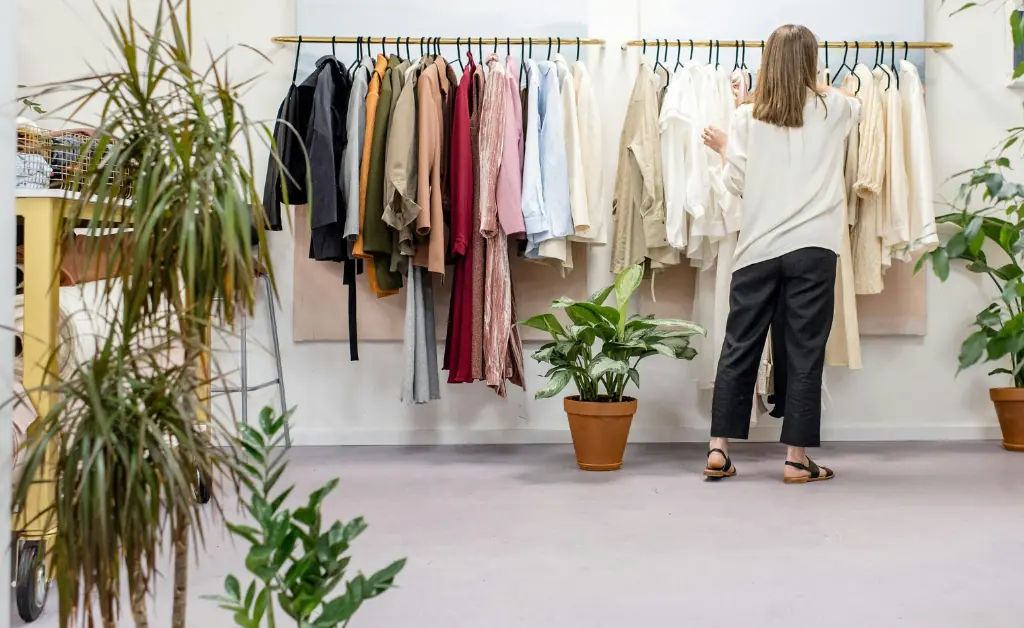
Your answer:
[622,39,952,50]
[272,36,606,46]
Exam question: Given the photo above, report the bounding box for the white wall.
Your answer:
[15,0,1019,445]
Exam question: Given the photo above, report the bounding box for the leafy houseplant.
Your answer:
[210,408,405,628]
[916,0,1024,451]
[14,0,279,625]
[518,264,706,470]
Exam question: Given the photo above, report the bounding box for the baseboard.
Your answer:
[288,423,1003,446]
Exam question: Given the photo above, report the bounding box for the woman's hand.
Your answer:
[702,125,728,156]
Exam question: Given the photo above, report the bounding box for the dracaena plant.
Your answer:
[210,408,405,628]
[517,264,707,402]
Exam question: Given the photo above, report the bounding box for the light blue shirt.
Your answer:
[524,60,573,258]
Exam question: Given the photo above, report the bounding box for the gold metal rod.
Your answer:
[622,39,952,50]
[272,36,606,46]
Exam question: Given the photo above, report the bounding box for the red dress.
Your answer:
[443,53,478,383]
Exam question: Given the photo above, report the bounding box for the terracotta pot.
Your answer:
[990,388,1024,452]
[564,396,638,471]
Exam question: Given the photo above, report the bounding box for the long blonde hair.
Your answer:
[753,24,825,128]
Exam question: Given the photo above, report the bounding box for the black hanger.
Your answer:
[576,37,581,62]
[558,37,562,55]
[507,37,512,57]
[348,35,361,78]
[331,36,336,58]
[742,41,753,91]
[891,41,900,89]
[478,37,484,60]
[366,36,372,60]
[493,37,498,54]
[521,38,527,84]
[904,41,909,62]
[675,39,684,72]
[456,38,464,72]
[715,40,721,70]
[547,37,553,60]
[734,40,741,72]
[291,35,302,85]
[382,36,388,58]
[406,37,412,62]
[689,39,695,61]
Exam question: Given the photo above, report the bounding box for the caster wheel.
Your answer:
[16,541,50,622]
[193,467,212,504]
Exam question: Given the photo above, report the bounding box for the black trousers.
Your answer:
[711,247,837,448]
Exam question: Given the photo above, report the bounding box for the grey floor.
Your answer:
[13,442,1024,627]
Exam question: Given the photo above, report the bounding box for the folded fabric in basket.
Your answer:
[16,153,51,189]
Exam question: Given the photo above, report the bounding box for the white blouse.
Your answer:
[722,88,855,271]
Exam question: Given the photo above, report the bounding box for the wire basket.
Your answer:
[16,125,132,196]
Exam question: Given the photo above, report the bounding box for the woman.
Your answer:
[700,24,856,484]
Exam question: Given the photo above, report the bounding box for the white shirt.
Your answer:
[723,89,855,271]
[570,61,605,244]
[899,60,939,254]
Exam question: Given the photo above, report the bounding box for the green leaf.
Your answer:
[932,247,950,281]
[516,313,566,338]
[959,331,988,370]
[648,343,678,359]
[995,263,1024,281]
[989,368,1014,376]
[996,156,1011,168]
[635,318,707,336]
[1016,10,1024,48]
[1005,136,1019,152]
[949,1,977,16]
[977,306,1003,329]
[534,370,573,400]
[225,574,241,601]
[614,264,644,314]
[252,588,269,625]
[589,356,630,379]
[945,232,967,258]
[627,368,640,389]
[365,558,407,596]
[588,285,614,306]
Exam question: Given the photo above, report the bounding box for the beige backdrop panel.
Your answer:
[292,206,588,342]
[635,259,926,336]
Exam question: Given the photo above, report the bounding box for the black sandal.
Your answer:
[704,449,736,479]
[783,457,835,484]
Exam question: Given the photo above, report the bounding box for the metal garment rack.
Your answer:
[272,36,606,46]
[622,39,953,50]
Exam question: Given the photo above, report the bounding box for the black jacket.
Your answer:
[262,56,352,263]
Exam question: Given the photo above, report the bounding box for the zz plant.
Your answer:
[210,408,405,627]
[518,264,706,402]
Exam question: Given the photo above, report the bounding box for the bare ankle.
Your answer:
[710,437,729,453]
[786,446,806,463]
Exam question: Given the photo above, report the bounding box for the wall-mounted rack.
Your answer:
[622,39,953,50]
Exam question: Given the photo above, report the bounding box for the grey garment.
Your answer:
[306,55,354,262]
[342,59,373,243]
[420,268,441,401]
[402,265,441,404]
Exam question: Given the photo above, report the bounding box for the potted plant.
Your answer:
[517,264,706,470]
[917,2,1024,453]
[14,1,278,625]
[918,160,1024,452]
